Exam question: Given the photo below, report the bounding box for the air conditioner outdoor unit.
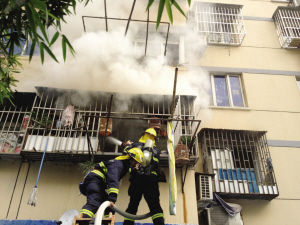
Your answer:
[198,174,213,201]
[206,205,243,225]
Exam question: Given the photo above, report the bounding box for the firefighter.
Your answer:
[123,128,165,225]
[79,147,144,218]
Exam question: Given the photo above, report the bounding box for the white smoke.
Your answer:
[18,0,211,112]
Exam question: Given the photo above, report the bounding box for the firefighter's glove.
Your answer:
[122,140,133,146]
[108,193,117,203]
[109,201,115,209]
[135,163,141,171]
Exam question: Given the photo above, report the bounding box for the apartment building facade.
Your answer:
[1,0,300,225]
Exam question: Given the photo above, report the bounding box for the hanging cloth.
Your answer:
[61,105,75,127]
[167,122,177,215]
[213,193,242,216]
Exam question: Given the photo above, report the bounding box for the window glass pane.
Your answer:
[229,76,244,107]
[297,80,300,91]
[165,43,179,66]
[207,78,213,106]
[12,40,39,56]
[214,76,229,106]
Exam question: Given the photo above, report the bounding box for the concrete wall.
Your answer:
[191,0,300,224]
[228,146,300,225]
[0,161,198,225]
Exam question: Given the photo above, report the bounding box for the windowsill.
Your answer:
[271,0,290,2]
[209,106,251,111]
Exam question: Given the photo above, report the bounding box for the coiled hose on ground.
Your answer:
[95,201,151,225]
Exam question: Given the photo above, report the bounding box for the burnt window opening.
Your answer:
[199,128,278,199]
[232,147,254,169]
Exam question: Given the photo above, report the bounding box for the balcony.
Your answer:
[198,128,279,200]
[0,87,200,166]
[273,6,300,48]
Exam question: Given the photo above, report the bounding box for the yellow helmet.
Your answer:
[127,147,144,164]
[145,128,157,137]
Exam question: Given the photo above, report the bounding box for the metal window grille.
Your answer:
[82,16,179,66]
[0,93,36,155]
[199,174,213,200]
[273,7,300,48]
[20,87,200,164]
[189,2,246,46]
[199,128,279,200]
[172,95,200,160]
[82,16,170,57]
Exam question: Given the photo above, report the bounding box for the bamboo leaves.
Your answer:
[146,0,155,11]
[40,42,58,63]
[165,0,173,24]
[0,0,89,65]
[0,0,91,103]
[151,0,189,29]
[62,35,75,62]
[0,55,20,104]
[50,31,59,46]
[156,0,165,29]
[172,0,186,18]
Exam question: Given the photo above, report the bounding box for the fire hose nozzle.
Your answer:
[105,136,123,146]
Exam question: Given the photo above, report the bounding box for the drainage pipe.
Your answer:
[94,201,151,225]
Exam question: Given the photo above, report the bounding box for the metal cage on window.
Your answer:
[188,2,246,46]
[273,6,300,48]
[199,128,279,200]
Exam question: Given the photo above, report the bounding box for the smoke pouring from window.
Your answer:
[18,0,211,115]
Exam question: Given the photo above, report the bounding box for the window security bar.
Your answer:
[199,128,279,200]
[189,2,246,46]
[273,7,300,48]
[0,93,36,155]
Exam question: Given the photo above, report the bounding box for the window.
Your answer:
[188,2,246,46]
[211,74,245,107]
[134,39,180,66]
[199,128,279,199]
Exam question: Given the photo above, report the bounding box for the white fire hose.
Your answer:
[94,201,151,225]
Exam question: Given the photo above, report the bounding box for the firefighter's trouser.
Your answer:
[80,172,110,218]
[123,175,164,225]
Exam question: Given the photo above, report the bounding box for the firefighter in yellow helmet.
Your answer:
[79,147,143,218]
[123,128,165,225]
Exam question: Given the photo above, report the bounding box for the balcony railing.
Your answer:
[0,87,200,165]
[273,6,300,48]
[198,128,279,200]
[0,92,36,156]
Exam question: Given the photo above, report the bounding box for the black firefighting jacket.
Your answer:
[92,157,130,203]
